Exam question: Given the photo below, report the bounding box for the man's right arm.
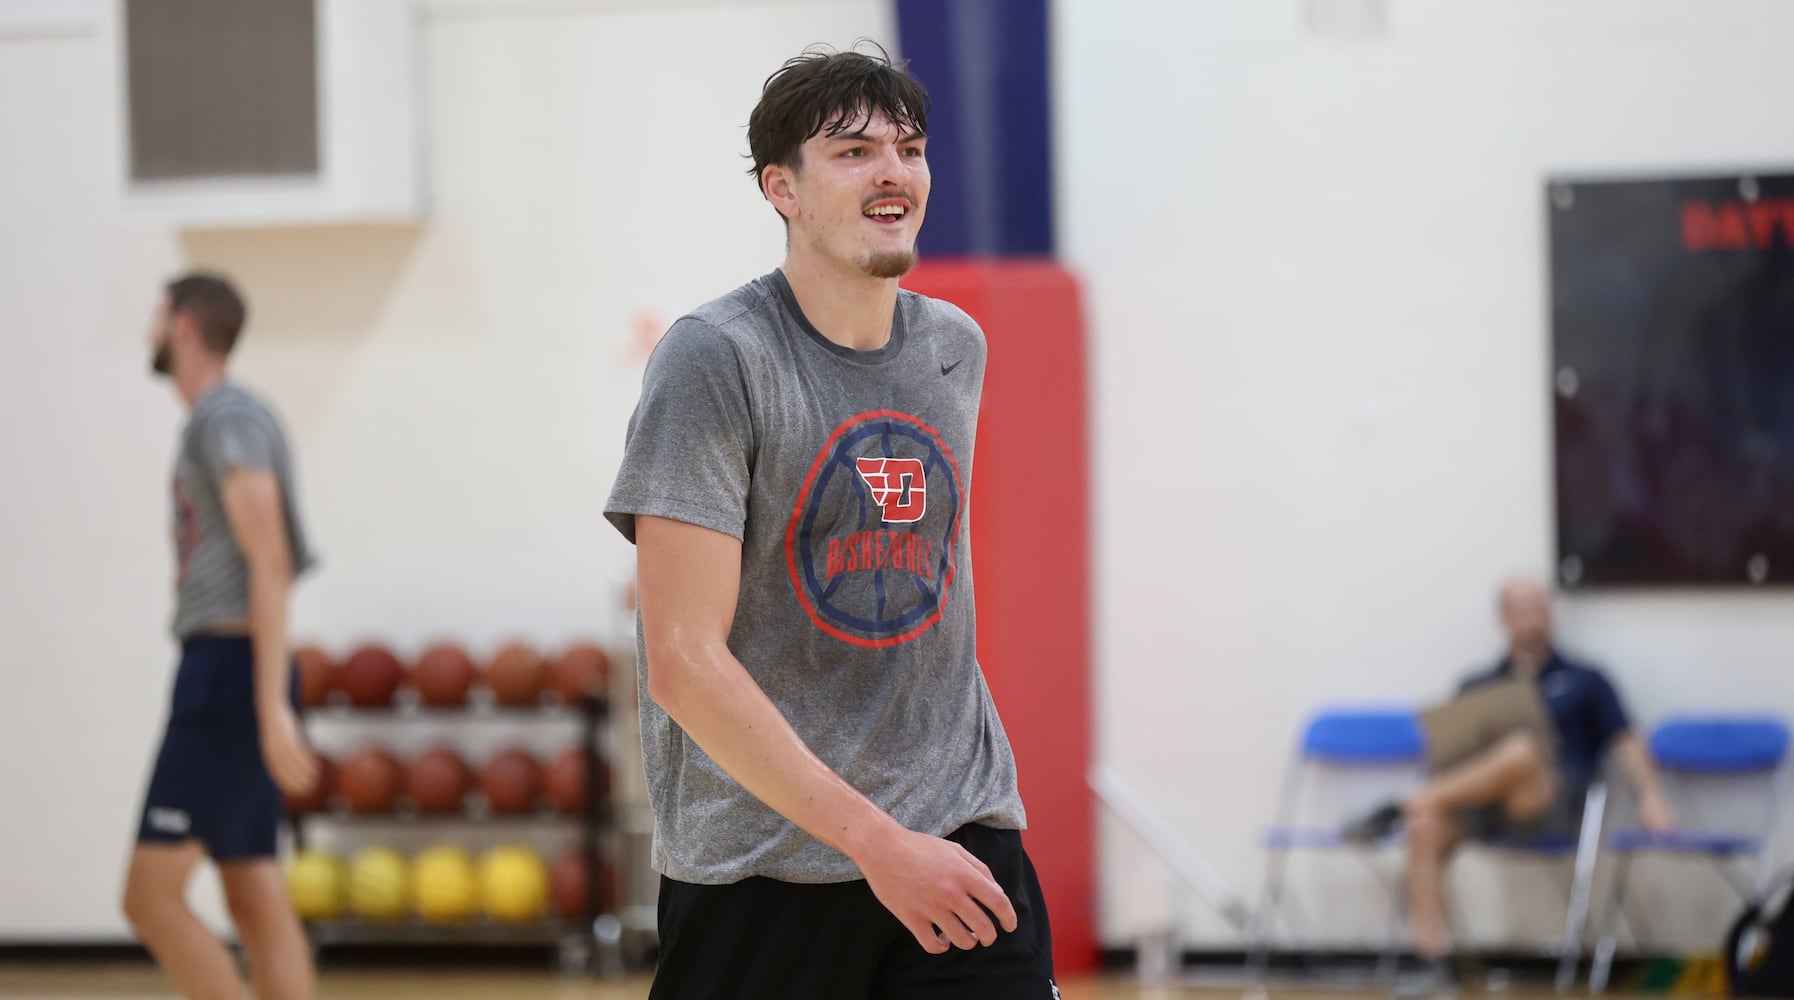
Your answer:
[636,513,1016,953]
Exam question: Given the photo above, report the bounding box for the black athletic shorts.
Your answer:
[136,636,297,861]
[650,824,1059,1000]
[1461,771,1592,844]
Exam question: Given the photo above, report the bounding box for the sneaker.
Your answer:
[1342,801,1404,844]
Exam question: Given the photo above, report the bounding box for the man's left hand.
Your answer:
[1638,790,1676,833]
[259,701,321,798]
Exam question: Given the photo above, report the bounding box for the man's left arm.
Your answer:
[220,467,318,797]
[1611,732,1675,832]
[1595,673,1675,832]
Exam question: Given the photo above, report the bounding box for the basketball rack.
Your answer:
[289,690,627,976]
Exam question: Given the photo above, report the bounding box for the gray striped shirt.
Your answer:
[170,381,316,639]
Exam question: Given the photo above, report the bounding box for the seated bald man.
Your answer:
[1345,575,1674,989]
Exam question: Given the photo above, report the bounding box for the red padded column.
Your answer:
[902,259,1095,973]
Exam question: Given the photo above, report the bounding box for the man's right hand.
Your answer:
[637,516,1020,955]
[855,826,1018,954]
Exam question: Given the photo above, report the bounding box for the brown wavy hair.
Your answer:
[746,41,930,212]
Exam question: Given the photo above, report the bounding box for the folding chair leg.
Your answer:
[1244,848,1291,995]
[1376,870,1407,985]
[1721,858,1757,903]
[1625,861,1657,947]
[1556,875,1593,994]
[1590,853,1634,995]
[1555,781,1606,995]
[1753,759,1792,897]
[1590,932,1619,996]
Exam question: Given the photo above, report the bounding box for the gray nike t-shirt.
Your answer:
[605,270,1026,885]
[171,381,316,640]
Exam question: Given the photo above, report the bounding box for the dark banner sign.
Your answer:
[1551,172,1794,587]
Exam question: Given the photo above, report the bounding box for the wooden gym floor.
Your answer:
[0,965,1624,999]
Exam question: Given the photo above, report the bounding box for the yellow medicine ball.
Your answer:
[286,850,345,921]
[411,844,479,923]
[348,845,410,921]
[479,845,549,923]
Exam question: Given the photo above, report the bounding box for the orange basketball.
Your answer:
[294,645,338,707]
[413,643,477,707]
[486,642,546,707]
[479,747,542,815]
[339,746,402,814]
[549,848,589,921]
[544,746,609,814]
[550,848,619,921]
[405,747,471,815]
[284,754,336,815]
[340,645,404,707]
[546,643,610,705]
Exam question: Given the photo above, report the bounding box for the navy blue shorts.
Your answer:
[136,636,297,861]
[650,824,1057,1000]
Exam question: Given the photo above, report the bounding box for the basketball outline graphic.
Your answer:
[785,409,963,648]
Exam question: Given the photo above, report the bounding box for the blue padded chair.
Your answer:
[1246,708,1424,988]
[1589,715,1791,993]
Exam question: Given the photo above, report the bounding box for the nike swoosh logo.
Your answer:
[941,359,964,377]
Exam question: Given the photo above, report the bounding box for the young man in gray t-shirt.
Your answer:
[606,47,1056,999]
[123,274,322,1000]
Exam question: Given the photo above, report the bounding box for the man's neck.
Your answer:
[780,252,900,352]
[175,364,226,411]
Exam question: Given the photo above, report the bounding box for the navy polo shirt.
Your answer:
[1459,650,1632,783]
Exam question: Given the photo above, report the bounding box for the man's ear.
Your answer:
[171,309,200,348]
[763,162,800,222]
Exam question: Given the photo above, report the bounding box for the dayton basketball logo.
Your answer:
[785,410,963,648]
[854,457,927,522]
